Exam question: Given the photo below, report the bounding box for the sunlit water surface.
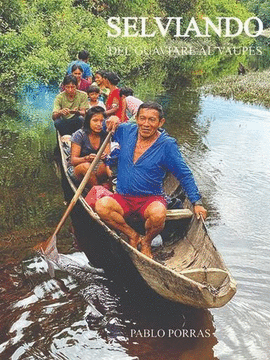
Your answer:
[0,88,270,360]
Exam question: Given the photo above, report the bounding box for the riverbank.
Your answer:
[0,224,74,265]
[202,69,270,108]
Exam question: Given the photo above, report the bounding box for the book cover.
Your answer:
[0,1,269,359]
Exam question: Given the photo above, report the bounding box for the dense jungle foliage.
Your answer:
[240,0,270,28]
[0,0,260,91]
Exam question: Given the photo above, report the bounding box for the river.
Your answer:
[0,86,269,359]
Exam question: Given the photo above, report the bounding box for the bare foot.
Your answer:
[129,234,141,250]
[140,238,153,259]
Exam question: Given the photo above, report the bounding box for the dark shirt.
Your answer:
[71,129,107,157]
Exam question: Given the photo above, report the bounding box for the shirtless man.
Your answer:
[95,102,207,258]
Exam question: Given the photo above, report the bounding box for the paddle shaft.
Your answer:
[52,131,112,237]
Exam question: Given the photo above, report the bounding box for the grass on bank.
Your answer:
[202,69,270,108]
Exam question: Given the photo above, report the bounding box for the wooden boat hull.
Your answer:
[57,134,237,308]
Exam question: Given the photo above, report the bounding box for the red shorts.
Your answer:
[110,193,167,219]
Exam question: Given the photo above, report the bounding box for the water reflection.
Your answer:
[195,96,270,360]
[0,253,218,360]
[0,84,73,265]
[159,86,220,224]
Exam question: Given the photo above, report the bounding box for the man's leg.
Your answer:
[95,196,141,245]
[54,117,67,136]
[140,201,167,258]
[70,115,84,134]
[54,115,84,136]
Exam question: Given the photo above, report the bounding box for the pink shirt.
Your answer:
[126,96,143,116]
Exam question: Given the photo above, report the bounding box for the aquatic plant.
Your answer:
[202,69,270,107]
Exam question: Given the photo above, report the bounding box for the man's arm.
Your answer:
[106,115,121,133]
[76,93,90,116]
[52,109,70,120]
[164,139,207,219]
[84,65,92,83]
[52,95,70,120]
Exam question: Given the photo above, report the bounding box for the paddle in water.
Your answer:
[34,131,113,277]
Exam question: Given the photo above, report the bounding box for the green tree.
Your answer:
[0,0,165,88]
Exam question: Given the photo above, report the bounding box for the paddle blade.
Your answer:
[46,259,56,278]
[43,234,59,262]
[33,234,59,277]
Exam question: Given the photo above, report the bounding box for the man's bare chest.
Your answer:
[133,139,155,163]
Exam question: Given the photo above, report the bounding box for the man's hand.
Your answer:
[106,116,120,133]
[193,205,207,220]
[100,152,107,160]
[60,108,70,116]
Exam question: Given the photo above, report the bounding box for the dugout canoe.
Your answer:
[57,133,237,309]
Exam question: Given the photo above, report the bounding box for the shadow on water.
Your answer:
[0,250,218,360]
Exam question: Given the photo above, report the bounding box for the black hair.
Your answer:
[103,71,120,85]
[78,50,89,60]
[137,101,164,120]
[71,64,83,73]
[63,74,78,86]
[87,85,100,94]
[120,87,134,97]
[83,106,105,133]
[95,69,107,78]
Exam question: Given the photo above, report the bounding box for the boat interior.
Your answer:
[59,135,230,292]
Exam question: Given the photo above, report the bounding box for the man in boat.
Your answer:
[52,74,89,136]
[95,102,207,258]
[66,50,93,83]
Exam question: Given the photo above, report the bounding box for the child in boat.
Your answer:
[120,87,143,122]
[68,106,111,188]
[87,85,106,109]
[92,70,110,103]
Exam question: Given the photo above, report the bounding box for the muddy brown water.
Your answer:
[0,87,269,359]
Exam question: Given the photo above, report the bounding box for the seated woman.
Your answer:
[68,106,111,188]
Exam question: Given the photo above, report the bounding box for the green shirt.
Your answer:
[53,90,89,119]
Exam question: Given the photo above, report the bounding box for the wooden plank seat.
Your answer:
[166,209,193,220]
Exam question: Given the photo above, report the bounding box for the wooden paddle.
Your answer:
[34,130,113,275]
